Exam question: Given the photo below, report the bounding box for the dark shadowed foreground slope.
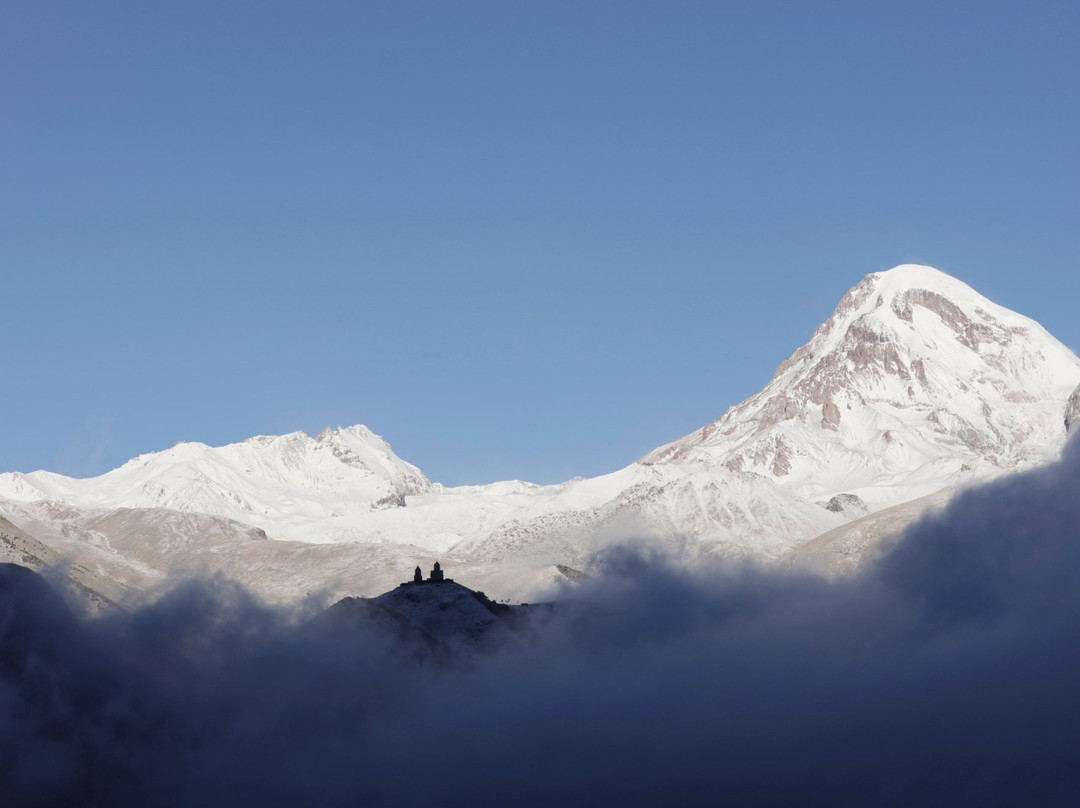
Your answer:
[315,576,551,664]
[4,437,1080,806]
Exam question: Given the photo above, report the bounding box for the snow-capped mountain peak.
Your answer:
[0,425,435,530]
[314,425,430,494]
[643,264,1080,509]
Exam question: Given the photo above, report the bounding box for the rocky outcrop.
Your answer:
[891,288,998,351]
[822,493,868,517]
[1066,383,1080,436]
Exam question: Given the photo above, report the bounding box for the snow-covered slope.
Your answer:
[2,264,1078,600]
[0,426,435,541]
[783,487,957,577]
[0,497,581,607]
[451,462,844,566]
[0,429,843,562]
[643,265,1080,509]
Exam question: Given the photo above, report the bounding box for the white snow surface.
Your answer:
[0,425,436,541]
[643,265,1080,509]
[2,264,1078,601]
[0,434,842,565]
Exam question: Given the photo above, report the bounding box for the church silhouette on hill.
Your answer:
[402,562,453,586]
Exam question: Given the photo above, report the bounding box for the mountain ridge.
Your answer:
[2,264,1078,604]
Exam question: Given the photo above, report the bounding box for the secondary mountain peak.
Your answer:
[313,424,433,494]
[0,424,435,527]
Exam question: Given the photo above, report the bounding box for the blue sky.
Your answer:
[3,1,1079,485]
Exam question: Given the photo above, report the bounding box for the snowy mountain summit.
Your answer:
[0,425,435,538]
[644,265,1080,509]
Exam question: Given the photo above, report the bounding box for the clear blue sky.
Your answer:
[3,1,1079,485]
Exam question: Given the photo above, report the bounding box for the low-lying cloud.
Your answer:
[5,439,1080,806]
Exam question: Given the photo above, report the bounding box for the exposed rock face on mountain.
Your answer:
[0,516,55,570]
[1,265,1077,604]
[0,516,119,614]
[643,265,1080,510]
[1066,383,1080,436]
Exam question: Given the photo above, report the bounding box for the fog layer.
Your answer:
[4,439,1080,806]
